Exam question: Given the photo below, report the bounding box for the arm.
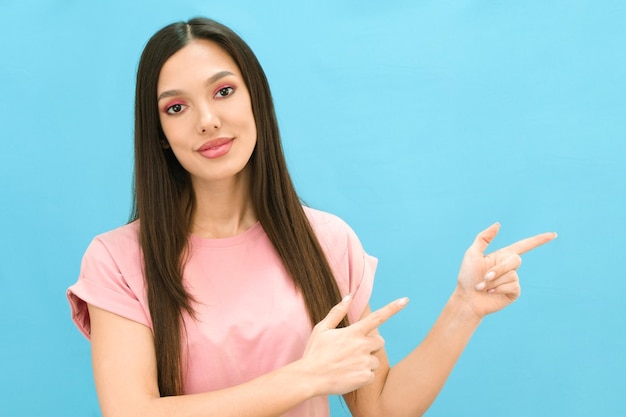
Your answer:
[345,223,557,417]
[88,304,314,417]
[88,295,407,417]
[346,297,480,417]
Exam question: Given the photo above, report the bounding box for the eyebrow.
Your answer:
[157,70,236,101]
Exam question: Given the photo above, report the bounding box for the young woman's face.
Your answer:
[157,39,257,187]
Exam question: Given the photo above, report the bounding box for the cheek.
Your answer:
[248,120,257,139]
[159,116,187,144]
[241,106,257,139]
[158,114,172,138]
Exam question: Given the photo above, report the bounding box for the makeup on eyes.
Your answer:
[162,100,187,114]
[158,81,237,114]
[213,84,235,99]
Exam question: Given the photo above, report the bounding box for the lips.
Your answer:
[197,138,234,159]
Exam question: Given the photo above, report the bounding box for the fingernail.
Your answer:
[485,271,496,281]
[487,289,495,294]
[553,232,558,238]
[475,281,486,291]
[342,294,353,303]
[397,297,409,307]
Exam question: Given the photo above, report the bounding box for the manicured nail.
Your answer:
[485,271,496,281]
[475,281,486,291]
[397,297,409,307]
[342,294,352,303]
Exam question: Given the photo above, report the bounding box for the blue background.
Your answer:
[1,1,624,416]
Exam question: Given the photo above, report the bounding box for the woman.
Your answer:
[67,17,556,417]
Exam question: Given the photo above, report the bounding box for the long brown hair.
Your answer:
[130,17,347,396]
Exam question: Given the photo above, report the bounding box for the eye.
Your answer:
[166,103,187,114]
[215,86,234,98]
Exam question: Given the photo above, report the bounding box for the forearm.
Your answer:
[101,359,316,417]
[378,291,482,416]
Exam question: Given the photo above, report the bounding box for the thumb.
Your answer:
[469,222,500,254]
[315,294,352,331]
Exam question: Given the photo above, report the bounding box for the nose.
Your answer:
[196,103,220,134]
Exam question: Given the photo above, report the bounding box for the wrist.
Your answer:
[287,358,324,399]
[448,289,485,325]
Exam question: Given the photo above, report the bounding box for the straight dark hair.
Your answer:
[130,17,348,396]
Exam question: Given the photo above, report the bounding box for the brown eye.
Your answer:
[215,87,234,98]
[166,103,186,114]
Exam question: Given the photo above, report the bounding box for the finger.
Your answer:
[367,334,385,353]
[484,254,522,282]
[475,254,521,291]
[501,232,558,256]
[353,297,409,335]
[484,270,519,292]
[315,294,352,331]
[369,355,381,372]
[486,280,521,298]
[468,222,501,255]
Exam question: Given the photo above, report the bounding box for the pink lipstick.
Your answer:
[197,138,234,159]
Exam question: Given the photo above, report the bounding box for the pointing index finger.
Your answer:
[353,297,409,335]
[501,232,558,256]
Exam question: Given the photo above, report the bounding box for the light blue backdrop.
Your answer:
[1,1,624,416]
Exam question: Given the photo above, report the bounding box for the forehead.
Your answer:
[158,39,241,89]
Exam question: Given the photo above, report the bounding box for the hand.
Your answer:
[299,295,408,397]
[455,223,557,319]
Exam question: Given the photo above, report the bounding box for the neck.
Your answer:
[190,169,257,239]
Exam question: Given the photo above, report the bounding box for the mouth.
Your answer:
[197,138,234,159]
[198,137,234,152]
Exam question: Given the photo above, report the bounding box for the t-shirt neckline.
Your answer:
[189,221,264,248]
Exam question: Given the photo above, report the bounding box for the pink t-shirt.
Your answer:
[67,207,376,416]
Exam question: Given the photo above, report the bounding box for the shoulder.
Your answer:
[303,206,355,240]
[82,221,142,274]
[92,221,141,247]
[302,206,363,258]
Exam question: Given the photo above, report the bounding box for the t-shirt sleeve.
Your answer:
[307,208,377,325]
[66,236,151,340]
[342,225,377,324]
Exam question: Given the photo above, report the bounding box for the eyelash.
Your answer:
[165,102,187,115]
[215,86,235,98]
[162,86,236,114]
